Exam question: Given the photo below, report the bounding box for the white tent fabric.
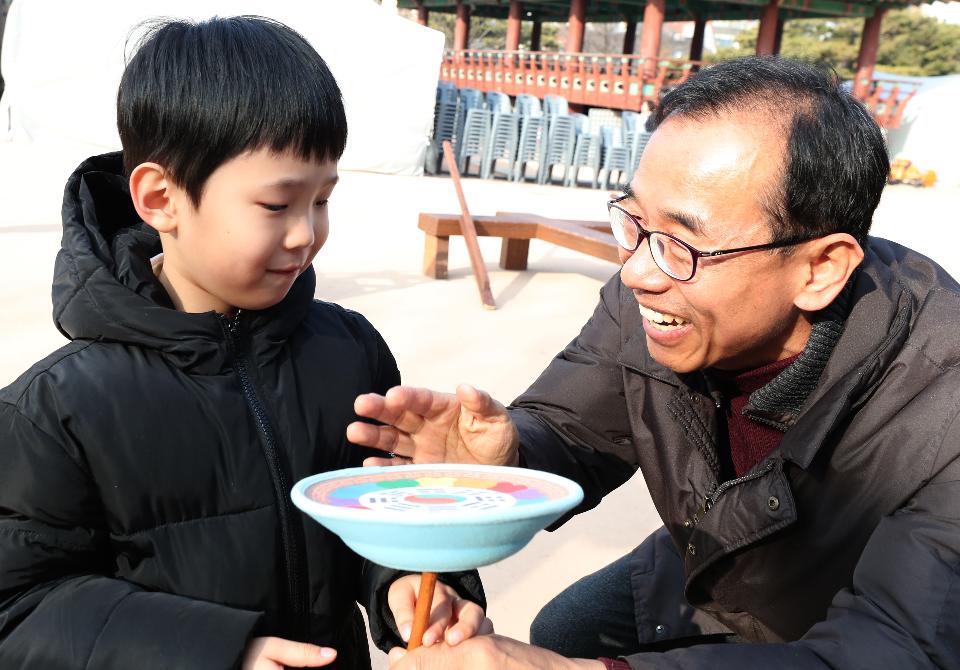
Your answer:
[0,0,443,175]
[882,72,960,188]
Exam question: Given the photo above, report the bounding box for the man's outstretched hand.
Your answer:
[347,384,520,467]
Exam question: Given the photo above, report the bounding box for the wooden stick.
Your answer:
[407,571,438,651]
[441,140,497,310]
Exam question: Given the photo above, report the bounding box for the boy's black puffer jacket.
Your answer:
[0,152,483,669]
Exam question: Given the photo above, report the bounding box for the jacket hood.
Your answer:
[53,152,317,373]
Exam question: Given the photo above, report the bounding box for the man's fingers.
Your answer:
[354,393,390,421]
[386,386,458,421]
[260,638,337,667]
[455,384,506,419]
[346,421,400,451]
[363,455,409,468]
[479,617,495,635]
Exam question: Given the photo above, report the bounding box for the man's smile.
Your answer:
[637,303,690,330]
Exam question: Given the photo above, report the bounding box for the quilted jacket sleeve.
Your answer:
[0,402,262,670]
[622,410,960,670]
[509,275,640,518]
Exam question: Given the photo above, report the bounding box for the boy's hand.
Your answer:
[241,637,337,669]
[388,575,494,648]
[348,384,519,467]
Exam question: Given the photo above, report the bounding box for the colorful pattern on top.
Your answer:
[306,469,570,513]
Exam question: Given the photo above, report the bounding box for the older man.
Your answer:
[349,57,960,668]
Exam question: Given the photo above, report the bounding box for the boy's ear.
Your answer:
[793,233,864,313]
[129,162,179,234]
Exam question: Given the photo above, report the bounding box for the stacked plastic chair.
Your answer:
[459,88,485,110]
[543,94,569,117]
[513,115,546,183]
[598,125,632,190]
[515,94,542,117]
[566,113,602,188]
[620,109,643,136]
[457,108,493,177]
[587,108,619,131]
[486,91,513,115]
[481,112,520,180]
[425,85,461,175]
[627,129,653,182]
[538,114,577,185]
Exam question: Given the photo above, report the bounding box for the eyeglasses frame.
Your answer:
[607,194,816,281]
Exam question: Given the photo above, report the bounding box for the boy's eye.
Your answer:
[315,199,328,208]
[259,203,287,212]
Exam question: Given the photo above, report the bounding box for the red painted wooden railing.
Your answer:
[856,78,921,129]
[439,49,918,129]
[439,49,701,110]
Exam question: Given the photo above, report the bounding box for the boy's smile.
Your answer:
[139,149,338,315]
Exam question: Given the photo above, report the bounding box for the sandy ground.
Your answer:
[2,141,958,667]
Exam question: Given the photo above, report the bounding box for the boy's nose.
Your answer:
[285,215,316,250]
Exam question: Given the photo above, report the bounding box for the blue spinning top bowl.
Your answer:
[291,464,583,572]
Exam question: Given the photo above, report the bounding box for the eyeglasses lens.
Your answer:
[650,233,694,280]
[609,207,639,250]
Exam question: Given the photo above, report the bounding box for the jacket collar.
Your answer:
[53,151,316,375]
[617,241,918,470]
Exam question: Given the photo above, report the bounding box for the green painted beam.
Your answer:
[779,0,874,15]
[400,0,912,19]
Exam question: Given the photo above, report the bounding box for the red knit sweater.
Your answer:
[715,354,799,477]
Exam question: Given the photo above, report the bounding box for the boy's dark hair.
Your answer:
[117,15,347,206]
[649,56,889,245]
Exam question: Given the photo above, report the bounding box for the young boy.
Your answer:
[0,16,485,670]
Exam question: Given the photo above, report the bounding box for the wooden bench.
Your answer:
[418,212,620,279]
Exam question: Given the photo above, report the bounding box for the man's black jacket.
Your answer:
[512,239,960,668]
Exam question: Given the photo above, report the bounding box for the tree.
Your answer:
[705,8,960,78]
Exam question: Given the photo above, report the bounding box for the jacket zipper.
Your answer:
[220,311,308,636]
[690,460,777,527]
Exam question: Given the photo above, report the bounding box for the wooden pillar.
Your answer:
[416,3,429,26]
[689,15,706,61]
[455,0,471,50]
[506,1,522,50]
[566,0,586,53]
[756,0,780,56]
[640,0,666,78]
[773,17,785,54]
[853,9,886,99]
[624,18,638,54]
[531,18,542,51]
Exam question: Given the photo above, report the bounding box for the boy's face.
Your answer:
[160,149,337,315]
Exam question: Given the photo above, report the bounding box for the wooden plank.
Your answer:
[500,238,530,270]
[423,232,449,279]
[441,141,497,310]
[535,225,622,263]
[496,212,621,263]
[419,213,538,239]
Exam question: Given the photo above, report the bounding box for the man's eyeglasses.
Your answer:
[607,194,814,281]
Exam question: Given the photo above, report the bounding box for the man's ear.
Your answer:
[129,162,179,234]
[793,233,864,312]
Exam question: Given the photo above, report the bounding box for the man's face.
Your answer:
[162,149,338,314]
[619,114,811,373]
